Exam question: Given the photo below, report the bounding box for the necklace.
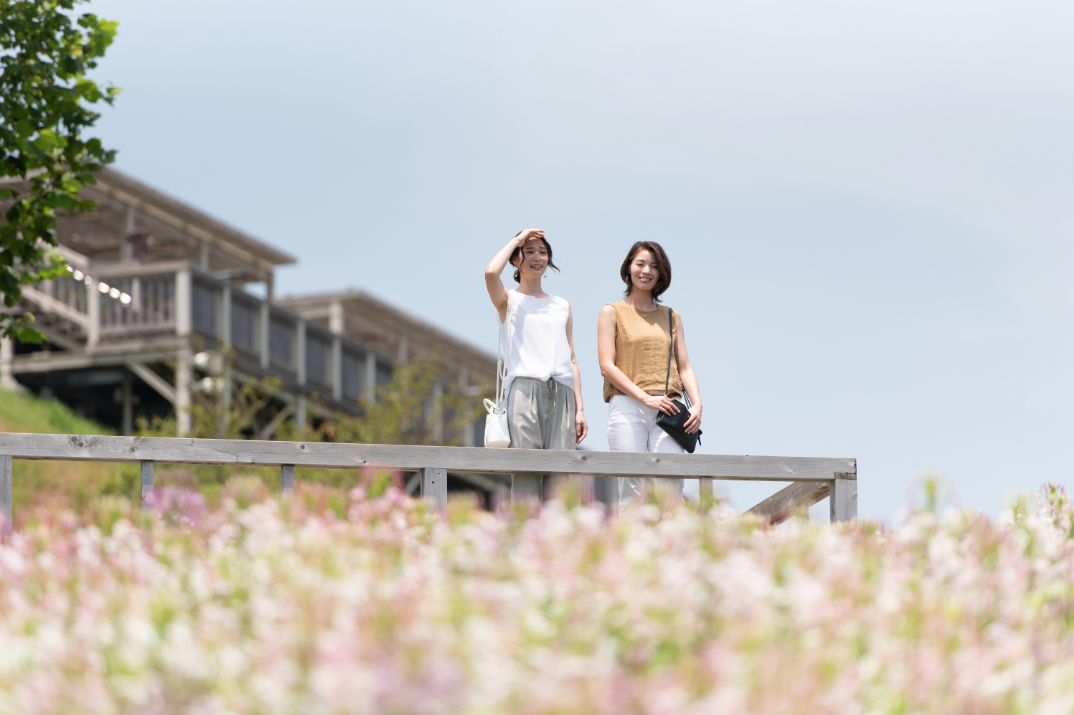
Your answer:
[629,301,657,313]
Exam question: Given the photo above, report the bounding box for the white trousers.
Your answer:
[607,395,684,513]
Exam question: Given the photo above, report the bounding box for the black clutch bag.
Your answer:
[654,307,702,454]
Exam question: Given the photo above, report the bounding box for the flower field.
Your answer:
[2,481,1074,715]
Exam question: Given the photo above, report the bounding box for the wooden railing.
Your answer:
[0,433,858,534]
[19,262,389,409]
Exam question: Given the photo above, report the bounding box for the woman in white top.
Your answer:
[485,229,587,496]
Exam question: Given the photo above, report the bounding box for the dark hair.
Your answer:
[620,241,671,301]
[510,231,559,283]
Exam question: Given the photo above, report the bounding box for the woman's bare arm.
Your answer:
[484,229,540,322]
[672,310,703,434]
[565,306,588,444]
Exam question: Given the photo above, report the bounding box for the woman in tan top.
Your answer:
[597,241,702,511]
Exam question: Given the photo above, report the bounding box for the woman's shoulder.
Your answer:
[600,301,625,316]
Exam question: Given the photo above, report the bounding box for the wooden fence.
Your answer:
[0,433,857,534]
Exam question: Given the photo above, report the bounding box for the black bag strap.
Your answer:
[663,306,674,396]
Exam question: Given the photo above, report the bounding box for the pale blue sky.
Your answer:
[85,0,1073,521]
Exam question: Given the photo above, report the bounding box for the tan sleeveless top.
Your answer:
[603,302,682,402]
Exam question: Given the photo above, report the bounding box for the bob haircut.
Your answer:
[510,231,559,283]
[620,241,672,302]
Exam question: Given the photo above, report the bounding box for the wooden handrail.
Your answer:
[0,433,857,533]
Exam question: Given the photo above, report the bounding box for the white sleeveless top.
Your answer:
[498,290,575,393]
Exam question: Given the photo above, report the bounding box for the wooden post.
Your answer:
[260,303,270,369]
[512,474,543,502]
[699,477,714,513]
[140,460,154,510]
[87,282,100,348]
[296,321,306,385]
[0,337,17,390]
[282,464,295,497]
[0,454,11,537]
[421,467,447,511]
[175,268,191,337]
[176,349,192,437]
[364,352,376,404]
[331,337,343,401]
[220,284,232,346]
[830,472,857,523]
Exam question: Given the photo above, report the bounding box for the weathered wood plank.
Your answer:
[830,474,857,523]
[282,464,295,496]
[127,360,177,405]
[512,474,543,500]
[1,455,11,536]
[0,433,856,482]
[699,478,714,513]
[140,460,154,509]
[422,467,447,511]
[745,481,830,526]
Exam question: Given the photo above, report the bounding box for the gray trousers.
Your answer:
[507,377,576,499]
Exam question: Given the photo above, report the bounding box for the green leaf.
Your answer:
[33,129,68,153]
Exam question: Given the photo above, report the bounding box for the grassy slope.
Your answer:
[0,388,142,525]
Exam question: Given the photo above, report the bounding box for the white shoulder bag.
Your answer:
[483,306,512,448]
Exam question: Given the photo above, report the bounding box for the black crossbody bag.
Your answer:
[654,307,702,453]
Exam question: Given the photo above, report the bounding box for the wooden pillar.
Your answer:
[830,473,857,523]
[175,268,191,337]
[397,335,409,364]
[332,337,343,401]
[328,300,344,335]
[699,478,714,513]
[296,321,306,385]
[199,241,210,271]
[265,274,274,304]
[364,352,376,404]
[176,349,192,437]
[512,475,543,501]
[220,284,232,346]
[260,303,270,369]
[86,283,100,348]
[0,454,11,537]
[140,460,154,510]
[421,467,447,511]
[0,337,17,390]
[120,206,134,263]
[282,464,295,497]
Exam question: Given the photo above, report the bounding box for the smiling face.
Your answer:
[512,238,550,280]
[629,249,659,293]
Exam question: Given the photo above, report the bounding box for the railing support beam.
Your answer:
[1,455,12,537]
[699,477,714,513]
[830,472,857,523]
[512,474,543,501]
[422,467,447,511]
[140,460,154,511]
[282,464,295,497]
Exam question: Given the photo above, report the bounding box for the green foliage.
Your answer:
[327,355,482,447]
[0,0,119,340]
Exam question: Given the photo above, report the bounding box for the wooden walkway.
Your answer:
[0,433,857,534]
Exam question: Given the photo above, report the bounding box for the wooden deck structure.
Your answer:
[0,169,496,454]
[0,432,858,535]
